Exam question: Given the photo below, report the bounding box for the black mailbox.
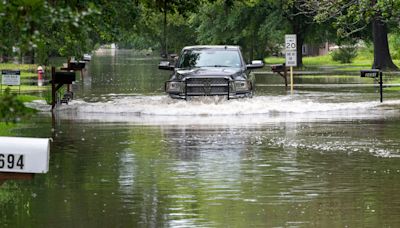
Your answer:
[360,69,383,102]
[68,61,86,70]
[360,69,380,78]
[271,64,286,72]
[54,71,76,84]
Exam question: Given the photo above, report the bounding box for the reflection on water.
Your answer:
[2,49,400,227]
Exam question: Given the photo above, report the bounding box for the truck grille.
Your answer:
[185,77,230,97]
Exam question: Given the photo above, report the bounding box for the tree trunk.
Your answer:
[292,22,305,68]
[372,18,398,70]
[249,25,255,61]
[161,0,167,58]
[296,35,304,68]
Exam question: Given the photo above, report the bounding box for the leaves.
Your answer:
[0,88,34,124]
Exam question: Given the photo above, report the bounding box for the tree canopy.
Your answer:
[1,0,399,69]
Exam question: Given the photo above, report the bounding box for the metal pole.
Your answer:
[290,66,294,94]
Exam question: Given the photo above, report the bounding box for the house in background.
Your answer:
[302,42,337,56]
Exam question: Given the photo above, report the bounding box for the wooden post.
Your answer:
[0,173,34,186]
[283,63,288,88]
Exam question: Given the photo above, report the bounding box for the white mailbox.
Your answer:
[0,137,50,173]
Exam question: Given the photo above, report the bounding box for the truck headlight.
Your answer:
[165,81,182,93]
[234,81,250,92]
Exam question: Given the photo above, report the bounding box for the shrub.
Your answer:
[0,88,34,123]
[331,46,358,64]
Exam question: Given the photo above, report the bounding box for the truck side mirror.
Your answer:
[246,60,264,69]
[158,61,174,71]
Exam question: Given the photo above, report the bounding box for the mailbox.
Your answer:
[360,69,383,102]
[361,69,380,78]
[54,71,76,84]
[0,137,50,173]
[271,64,286,72]
[68,61,86,70]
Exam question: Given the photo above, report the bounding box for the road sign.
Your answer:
[285,34,297,51]
[0,137,50,173]
[1,70,20,86]
[285,34,297,67]
[285,51,297,67]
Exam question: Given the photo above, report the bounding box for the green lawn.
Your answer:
[0,63,37,73]
[1,63,50,94]
[264,49,400,72]
[0,122,16,136]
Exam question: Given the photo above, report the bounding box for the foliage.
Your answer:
[301,0,400,35]
[192,0,284,61]
[300,0,399,69]
[331,46,358,64]
[0,0,99,64]
[389,33,400,59]
[0,88,34,123]
[0,0,399,69]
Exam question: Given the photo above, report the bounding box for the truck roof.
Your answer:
[182,45,240,50]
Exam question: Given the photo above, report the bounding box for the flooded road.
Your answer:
[2,49,400,227]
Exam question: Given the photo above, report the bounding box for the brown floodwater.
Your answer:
[1,49,400,227]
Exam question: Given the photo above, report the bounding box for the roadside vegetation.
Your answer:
[1,1,400,71]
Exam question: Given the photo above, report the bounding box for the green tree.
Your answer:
[193,0,275,61]
[141,0,202,57]
[302,0,399,70]
[0,0,99,64]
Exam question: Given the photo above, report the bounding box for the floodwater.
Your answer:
[2,49,400,227]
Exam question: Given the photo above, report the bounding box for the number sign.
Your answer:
[285,34,297,67]
[0,137,50,173]
[285,34,297,51]
[1,70,20,86]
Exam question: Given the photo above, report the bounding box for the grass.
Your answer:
[263,48,399,72]
[1,62,50,94]
[0,122,16,136]
[17,94,43,102]
[0,63,37,73]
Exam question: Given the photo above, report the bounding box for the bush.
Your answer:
[331,46,358,63]
[389,33,400,60]
[0,88,34,123]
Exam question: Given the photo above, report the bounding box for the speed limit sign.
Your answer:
[285,34,297,51]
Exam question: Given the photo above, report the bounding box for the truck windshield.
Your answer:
[178,49,242,68]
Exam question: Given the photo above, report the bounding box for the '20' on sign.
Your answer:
[285,34,297,51]
[0,154,24,170]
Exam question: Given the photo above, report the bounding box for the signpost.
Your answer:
[285,34,297,94]
[361,69,383,102]
[1,70,21,93]
[0,137,50,174]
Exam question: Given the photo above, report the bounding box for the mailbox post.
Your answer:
[360,69,383,102]
[51,67,76,109]
[271,63,288,88]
